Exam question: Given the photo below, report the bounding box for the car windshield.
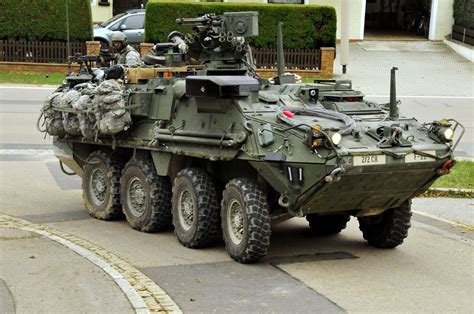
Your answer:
[101,13,126,28]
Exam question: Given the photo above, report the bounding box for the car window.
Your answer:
[101,13,126,28]
[108,21,121,31]
[122,14,144,30]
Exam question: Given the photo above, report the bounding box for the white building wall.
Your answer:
[90,0,114,23]
[429,0,454,40]
[308,0,365,40]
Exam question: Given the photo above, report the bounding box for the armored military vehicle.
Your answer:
[39,12,464,263]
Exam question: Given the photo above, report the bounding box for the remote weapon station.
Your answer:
[39,12,464,263]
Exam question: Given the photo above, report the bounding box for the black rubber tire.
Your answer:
[171,168,221,248]
[306,214,350,235]
[358,200,412,248]
[82,151,123,220]
[221,178,271,263]
[120,157,172,232]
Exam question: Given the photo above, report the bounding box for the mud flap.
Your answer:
[53,140,83,177]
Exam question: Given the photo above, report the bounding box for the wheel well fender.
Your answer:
[151,151,186,179]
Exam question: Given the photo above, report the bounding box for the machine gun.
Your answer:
[176,12,258,66]
[98,48,114,68]
[64,51,120,87]
[64,53,99,86]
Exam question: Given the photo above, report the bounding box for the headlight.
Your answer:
[330,132,342,145]
[430,120,454,143]
[442,128,454,141]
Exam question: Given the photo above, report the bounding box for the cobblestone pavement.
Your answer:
[334,41,474,97]
[0,215,181,313]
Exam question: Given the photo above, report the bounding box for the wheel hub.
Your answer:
[127,177,146,217]
[178,189,194,230]
[90,168,107,205]
[227,199,244,245]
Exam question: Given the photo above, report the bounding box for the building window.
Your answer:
[268,0,305,4]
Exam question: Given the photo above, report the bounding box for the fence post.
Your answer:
[85,41,101,55]
[320,47,335,78]
[140,43,154,56]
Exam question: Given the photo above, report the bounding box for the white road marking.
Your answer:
[0,149,54,156]
[413,209,474,230]
[0,86,56,90]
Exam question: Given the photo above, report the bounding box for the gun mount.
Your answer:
[176,12,258,71]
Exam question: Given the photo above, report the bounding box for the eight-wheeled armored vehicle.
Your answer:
[39,12,464,263]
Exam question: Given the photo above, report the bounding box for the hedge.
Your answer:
[144,2,336,49]
[0,0,93,41]
[453,0,473,29]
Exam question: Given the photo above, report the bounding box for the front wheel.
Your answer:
[358,200,412,248]
[221,178,271,263]
[171,168,221,248]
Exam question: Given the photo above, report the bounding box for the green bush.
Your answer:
[145,2,336,49]
[0,0,93,41]
[453,0,474,29]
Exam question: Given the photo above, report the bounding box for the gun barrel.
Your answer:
[176,17,207,25]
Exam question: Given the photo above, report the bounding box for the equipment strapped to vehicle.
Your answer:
[39,80,132,138]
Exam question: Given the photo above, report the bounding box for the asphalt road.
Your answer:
[0,86,473,313]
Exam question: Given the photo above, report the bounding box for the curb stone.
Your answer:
[0,214,182,314]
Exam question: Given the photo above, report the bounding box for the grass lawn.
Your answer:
[432,161,474,189]
[0,71,64,85]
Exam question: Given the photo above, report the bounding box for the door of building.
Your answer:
[364,0,432,40]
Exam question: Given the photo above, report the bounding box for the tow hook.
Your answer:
[325,167,345,183]
[438,160,455,176]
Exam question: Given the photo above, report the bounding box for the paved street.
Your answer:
[1,79,473,313]
[334,41,474,97]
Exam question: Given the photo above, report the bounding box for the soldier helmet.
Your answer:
[111,31,128,45]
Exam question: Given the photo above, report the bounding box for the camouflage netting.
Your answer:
[59,89,81,136]
[93,80,132,135]
[41,80,132,139]
[42,92,66,136]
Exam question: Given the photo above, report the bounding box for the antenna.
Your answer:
[66,0,71,74]
[389,67,399,120]
[274,22,295,85]
[277,22,285,77]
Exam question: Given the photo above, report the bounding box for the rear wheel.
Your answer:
[172,168,221,248]
[306,214,350,235]
[358,200,412,248]
[82,151,123,220]
[121,157,172,232]
[221,178,271,263]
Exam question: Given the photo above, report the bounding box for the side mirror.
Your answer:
[120,24,127,30]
